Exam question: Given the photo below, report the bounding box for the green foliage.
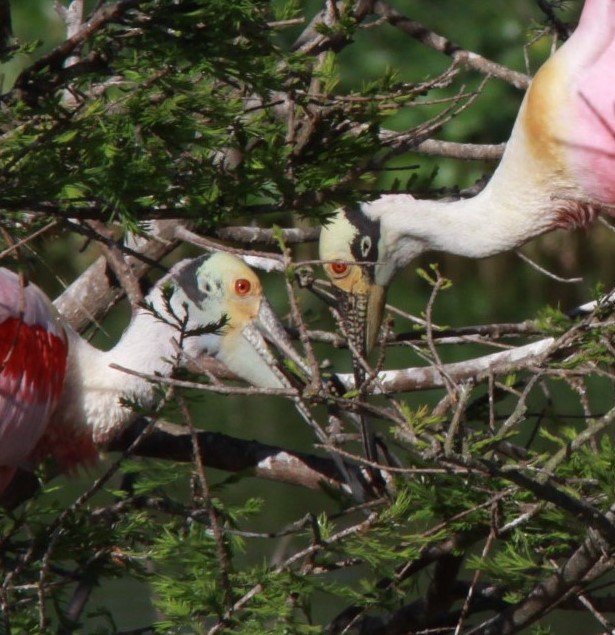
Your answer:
[1,1,614,634]
[153,523,230,626]
[0,0,390,234]
[535,305,572,335]
[416,263,453,290]
[395,403,446,441]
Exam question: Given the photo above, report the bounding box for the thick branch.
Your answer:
[336,337,555,393]
[328,527,490,634]
[410,139,505,161]
[215,226,319,245]
[107,418,356,493]
[467,511,615,635]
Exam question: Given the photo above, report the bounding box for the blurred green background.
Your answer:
[3,1,613,632]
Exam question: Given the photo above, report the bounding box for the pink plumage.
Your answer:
[0,269,68,495]
[0,256,229,499]
[567,0,615,205]
[523,0,615,210]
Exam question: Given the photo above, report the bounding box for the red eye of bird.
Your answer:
[235,278,252,296]
[329,262,349,277]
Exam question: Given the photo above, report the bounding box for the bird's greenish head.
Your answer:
[173,251,265,335]
[319,207,388,354]
[168,252,306,388]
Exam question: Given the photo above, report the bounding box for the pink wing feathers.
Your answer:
[553,0,615,207]
[566,0,615,206]
[520,0,615,213]
[0,268,68,495]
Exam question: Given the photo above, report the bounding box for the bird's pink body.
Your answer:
[0,269,68,494]
[566,0,615,205]
[0,265,180,497]
[524,0,615,210]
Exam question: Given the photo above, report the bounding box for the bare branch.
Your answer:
[107,418,357,494]
[215,226,319,245]
[516,249,584,283]
[409,138,505,161]
[335,337,556,394]
[371,1,531,90]
[53,220,180,331]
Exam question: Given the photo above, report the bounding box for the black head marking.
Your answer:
[343,206,380,264]
[173,254,211,305]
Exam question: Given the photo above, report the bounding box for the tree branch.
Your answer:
[11,0,145,102]
[107,418,358,494]
[335,337,556,393]
[371,1,530,89]
[467,508,615,635]
[53,220,181,332]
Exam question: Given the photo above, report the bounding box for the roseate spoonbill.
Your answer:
[0,252,297,496]
[0,271,68,495]
[319,0,615,353]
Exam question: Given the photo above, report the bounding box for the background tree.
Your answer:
[1,1,614,634]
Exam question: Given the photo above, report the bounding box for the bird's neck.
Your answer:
[367,6,615,275]
[57,298,181,449]
[369,183,555,271]
[103,302,179,381]
[367,102,590,273]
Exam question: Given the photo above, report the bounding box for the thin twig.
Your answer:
[178,395,233,609]
[516,249,583,283]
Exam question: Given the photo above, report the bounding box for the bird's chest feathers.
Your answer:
[523,32,615,209]
[567,51,615,206]
[59,322,177,444]
[59,354,157,445]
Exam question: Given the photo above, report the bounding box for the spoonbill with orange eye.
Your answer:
[319,0,615,355]
[0,252,301,497]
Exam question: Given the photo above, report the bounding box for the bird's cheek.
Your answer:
[334,266,370,296]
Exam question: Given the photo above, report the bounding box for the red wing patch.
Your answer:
[0,317,67,401]
[0,318,68,484]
